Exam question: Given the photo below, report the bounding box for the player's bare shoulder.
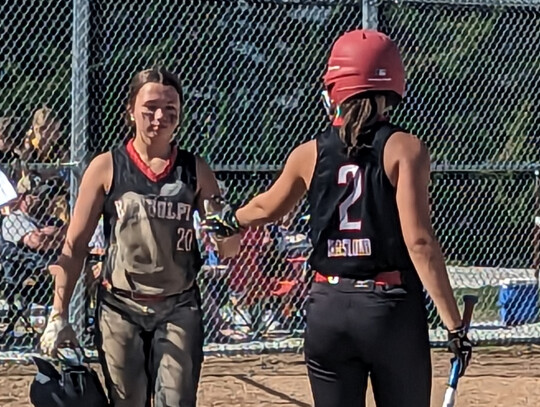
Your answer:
[287,139,317,188]
[384,131,430,186]
[387,131,428,157]
[84,151,114,193]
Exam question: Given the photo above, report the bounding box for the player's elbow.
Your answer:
[404,233,439,259]
[404,234,448,277]
[249,199,278,224]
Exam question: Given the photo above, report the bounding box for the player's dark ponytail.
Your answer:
[338,95,380,156]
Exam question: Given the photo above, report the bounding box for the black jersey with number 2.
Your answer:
[307,122,415,279]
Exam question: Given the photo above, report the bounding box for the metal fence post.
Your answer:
[70,0,90,339]
[362,0,379,29]
[534,168,540,283]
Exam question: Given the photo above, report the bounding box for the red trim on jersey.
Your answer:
[332,116,344,127]
[126,138,178,182]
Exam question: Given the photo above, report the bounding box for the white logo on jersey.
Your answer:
[114,194,192,222]
[327,238,372,258]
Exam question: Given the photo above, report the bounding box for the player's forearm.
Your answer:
[236,196,279,227]
[215,234,241,258]
[407,239,462,330]
[50,249,86,319]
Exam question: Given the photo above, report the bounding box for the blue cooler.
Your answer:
[498,278,540,326]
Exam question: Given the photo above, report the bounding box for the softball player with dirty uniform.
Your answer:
[39,67,240,407]
[202,29,473,407]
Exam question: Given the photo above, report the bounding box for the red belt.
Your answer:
[313,271,402,286]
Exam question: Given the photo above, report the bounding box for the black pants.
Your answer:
[304,280,431,407]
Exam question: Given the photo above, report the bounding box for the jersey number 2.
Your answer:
[338,164,362,231]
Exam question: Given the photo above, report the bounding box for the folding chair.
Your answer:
[0,239,52,349]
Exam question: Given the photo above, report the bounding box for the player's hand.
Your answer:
[200,196,242,238]
[40,310,79,358]
[447,324,473,377]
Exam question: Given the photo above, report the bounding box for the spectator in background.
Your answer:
[16,170,70,223]
[0,172,61,320]
[0,117,20,165]
[20,107,68,164]
[2,175,66,257]
[15,107,71,224]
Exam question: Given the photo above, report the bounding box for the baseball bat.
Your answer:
[441,294,478,407]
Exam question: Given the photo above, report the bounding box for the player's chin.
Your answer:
[146,127,174,140]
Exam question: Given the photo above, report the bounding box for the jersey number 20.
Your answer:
[338,164,362,231]
[176,227,194,251]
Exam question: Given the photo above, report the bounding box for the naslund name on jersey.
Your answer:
[328,238,372,258]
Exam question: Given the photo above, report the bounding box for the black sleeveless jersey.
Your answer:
[308,122,415,279]
[102,140,202,296]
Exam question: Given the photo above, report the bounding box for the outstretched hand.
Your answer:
[200,195,243,238]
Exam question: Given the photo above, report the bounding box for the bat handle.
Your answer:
[461,295,478,329]
[443,294,479,407]
[447,357,462,389]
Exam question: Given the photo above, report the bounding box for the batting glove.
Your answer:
[447,325,473,377]
[40,310,79,358]
[200,195,243,238]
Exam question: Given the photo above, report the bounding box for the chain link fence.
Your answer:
[0,0,539,358]
[383,0,540,344]
[0,0,74,354]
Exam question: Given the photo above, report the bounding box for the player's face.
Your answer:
[131,82,181,141]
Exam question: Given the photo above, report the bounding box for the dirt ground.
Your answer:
[1,345,539,407]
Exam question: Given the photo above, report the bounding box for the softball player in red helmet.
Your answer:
[203,29,472,407]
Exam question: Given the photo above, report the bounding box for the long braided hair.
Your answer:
[338,94,389,156]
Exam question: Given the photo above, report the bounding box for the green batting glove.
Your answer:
[201,196,242,238]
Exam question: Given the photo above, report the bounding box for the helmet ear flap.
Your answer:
[321,89,336,119]
[385,91,403,108]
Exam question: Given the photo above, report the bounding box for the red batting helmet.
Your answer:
[323,29,406,107]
